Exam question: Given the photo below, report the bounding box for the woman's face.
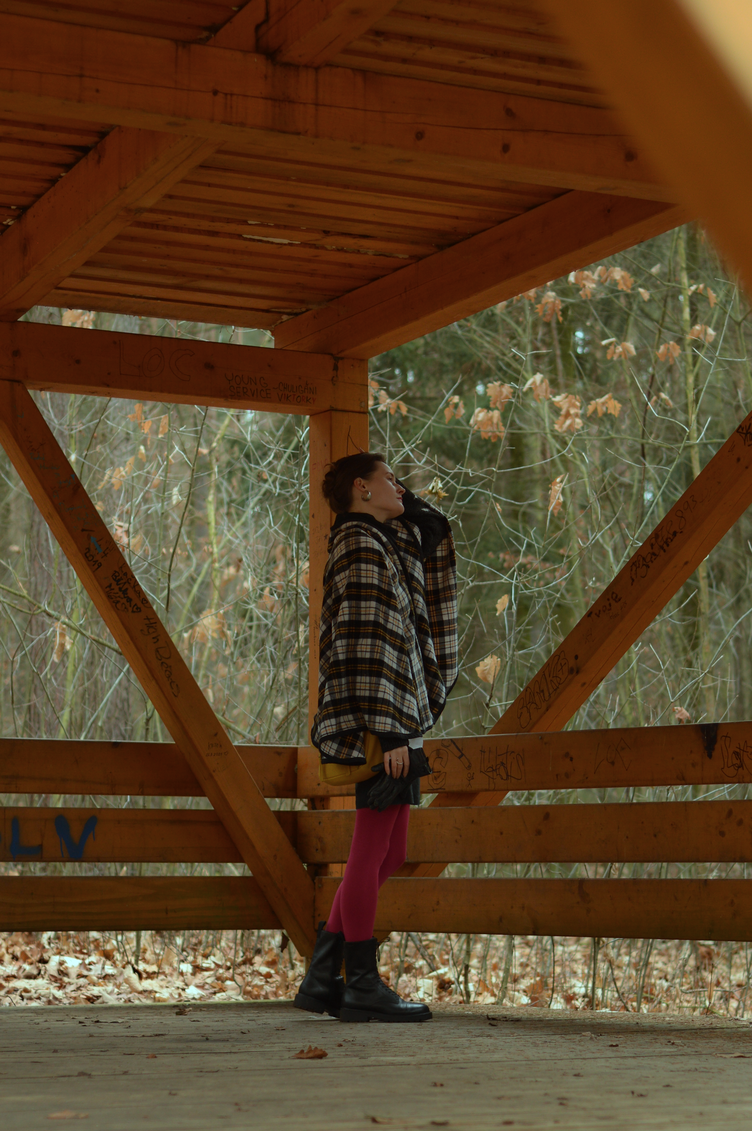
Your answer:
[356,462,405,521]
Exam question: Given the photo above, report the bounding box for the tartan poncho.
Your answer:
[312,491,458,765]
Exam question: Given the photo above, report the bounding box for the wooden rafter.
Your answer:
[274,193,686,355]
[0,381,316,954]
[0,14,668,202]
[0,323,367,416]
[539,0,752,300]
[0,128,218,321]
[257,0,399,66]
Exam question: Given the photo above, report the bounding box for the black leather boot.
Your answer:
[340,938,432,1023]
[293,921,345,1018]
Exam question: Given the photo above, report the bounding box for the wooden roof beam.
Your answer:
[274,192,686,356]
[0,13,669,203]
[0,322,367,416]
[257,0,398,66]
[0,127,217,321]
[538,0,752,300]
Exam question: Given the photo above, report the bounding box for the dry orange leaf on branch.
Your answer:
[470,408,504,442]
[535,290,562,322]
[552,394,582,434]
[486,382,514,410]
[52,621,72,663]
[548,474,566,517]
[293,1045,328,1060]
[587,393,622,419]
[377,388,408,416]
[524,372,550,402]
[688,323,716,344]
[657,341,681,363]
[603,339,636,361]
[443,394,464,423]
[495,594,510,616]
[475,654,501,683]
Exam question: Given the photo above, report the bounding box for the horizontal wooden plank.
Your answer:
[274,193,686,356]
[9,798,748,866]
[299,719,752,796]
[0,13,668,202]
[0,322,367,415]
[0,739,298,798]
[299,801,752,864]
[0,876,280,931]
[317,877,752,941]
[0,806,298,864]
[43,289,282,331]
[5,718,749,801]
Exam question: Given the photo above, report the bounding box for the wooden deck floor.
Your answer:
[1,1000,752,1129]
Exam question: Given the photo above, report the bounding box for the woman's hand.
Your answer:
[383,745,410,778]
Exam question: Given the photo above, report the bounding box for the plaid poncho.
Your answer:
[312,491,458,765]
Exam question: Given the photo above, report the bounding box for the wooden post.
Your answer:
[307,399,369,867]
[0,380,316,954]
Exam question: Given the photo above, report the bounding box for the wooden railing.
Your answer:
[2,721,752,941]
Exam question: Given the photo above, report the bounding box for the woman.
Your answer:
[294,452,458,1023]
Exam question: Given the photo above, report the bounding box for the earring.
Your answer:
[360,490,372,501]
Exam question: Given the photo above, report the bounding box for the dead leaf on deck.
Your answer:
[293,1045,328,1060]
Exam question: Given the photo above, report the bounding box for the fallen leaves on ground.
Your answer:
[293,1045,328,1060]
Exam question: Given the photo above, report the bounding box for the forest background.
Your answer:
[2,221,752,1016]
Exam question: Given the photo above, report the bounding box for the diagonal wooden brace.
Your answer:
[401,405,752,875]
[0,381,316,954]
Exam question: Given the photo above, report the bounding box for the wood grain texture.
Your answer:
[298,800,752,864]
[258,0,398,65]
[2,717,749,801]
[317,876,752,940]
[0,127,217,320]
[0,322,367,416]
[273,194,685,355]
[0,381,315,954]
[0,13,665,200]
[301,721,752,797]
[0,739,297,798]
[0,876,280,931]
[540,0,752,305]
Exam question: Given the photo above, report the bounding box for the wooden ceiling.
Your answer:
[0,1,691,354]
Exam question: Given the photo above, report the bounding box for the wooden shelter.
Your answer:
[1,0,752,956]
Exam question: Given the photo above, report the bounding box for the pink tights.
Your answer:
[326,804,410,942]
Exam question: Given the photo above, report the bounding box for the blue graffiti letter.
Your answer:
[10,817,42,860]
[55,814,98,861]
